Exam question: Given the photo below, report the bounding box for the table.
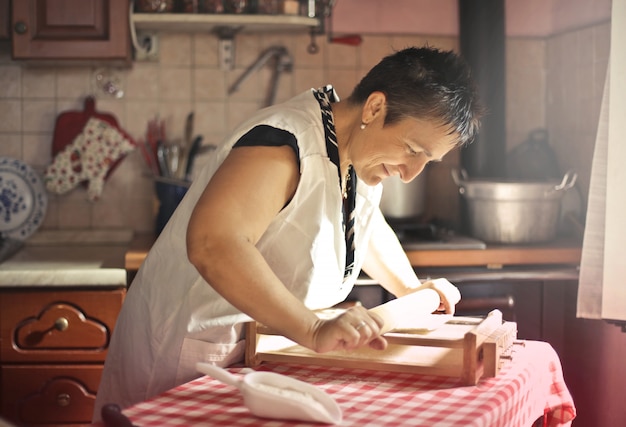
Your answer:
[115,341,575,427]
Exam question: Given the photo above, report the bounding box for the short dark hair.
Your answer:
[347,46,483,147]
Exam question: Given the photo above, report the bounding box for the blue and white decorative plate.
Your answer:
[0,157,48,241]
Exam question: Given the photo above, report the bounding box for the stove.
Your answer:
[388,220,486,250]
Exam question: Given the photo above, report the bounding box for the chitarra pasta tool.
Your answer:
[245,280,518,385]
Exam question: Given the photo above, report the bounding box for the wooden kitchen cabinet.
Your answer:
[0,287,125,426]
[0,0,9,40]
[10,0,131,62]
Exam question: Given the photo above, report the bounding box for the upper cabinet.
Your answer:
[3,0,327,63]
[0,0,9,40]
[10,0,131,62]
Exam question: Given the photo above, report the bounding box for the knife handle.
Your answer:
[101,403,136,427]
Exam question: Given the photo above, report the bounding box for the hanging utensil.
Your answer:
[184,135,203,180]
[177,112,194,180]
[156,141,170,178]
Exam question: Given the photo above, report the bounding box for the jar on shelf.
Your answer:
[135,0,176,12]
[256,0,280,14]
[224,0,248,14]
[198,0,224,13]
[179,0,200,13]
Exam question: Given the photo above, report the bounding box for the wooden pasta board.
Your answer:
[245,310,518,385]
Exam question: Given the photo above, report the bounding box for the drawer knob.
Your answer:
[54,317,70,331]
[56,393,71,407]
[14,21,28,35]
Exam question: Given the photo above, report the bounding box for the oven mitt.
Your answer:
[44,117,135,201]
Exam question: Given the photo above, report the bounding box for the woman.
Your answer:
[94,46,482,419]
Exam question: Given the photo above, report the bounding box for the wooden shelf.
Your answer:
[132,13,319,34]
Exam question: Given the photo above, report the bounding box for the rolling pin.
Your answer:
[368,288,441,335]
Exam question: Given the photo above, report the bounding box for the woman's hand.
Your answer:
[420,278,461,314]
[309,306,388,353]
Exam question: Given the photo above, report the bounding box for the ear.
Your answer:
[361,92,387,125]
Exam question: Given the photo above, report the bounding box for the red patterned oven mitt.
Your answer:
[44,117,135,201]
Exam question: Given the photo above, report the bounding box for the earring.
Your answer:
[360,123,366,130]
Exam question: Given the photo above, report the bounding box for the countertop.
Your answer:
[0,230,131,287]
[125,233,582,271]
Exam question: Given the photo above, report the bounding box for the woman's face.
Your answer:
[351,116,458,186]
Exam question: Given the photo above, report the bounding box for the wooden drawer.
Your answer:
[0,289,125,363]
[1,364,101,425]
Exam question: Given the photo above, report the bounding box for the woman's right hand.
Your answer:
[309,305,388,353]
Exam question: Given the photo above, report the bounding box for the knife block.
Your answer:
[244,309,517,385]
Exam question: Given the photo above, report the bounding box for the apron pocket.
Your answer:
[175,338,245,384]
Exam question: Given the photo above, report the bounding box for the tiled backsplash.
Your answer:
[0,24,609,234]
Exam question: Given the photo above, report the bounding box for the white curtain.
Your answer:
[577,0,626,321]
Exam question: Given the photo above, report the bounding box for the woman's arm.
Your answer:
[361,209,460,314]
[187,145,386,353]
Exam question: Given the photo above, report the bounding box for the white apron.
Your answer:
[93,89,383,419]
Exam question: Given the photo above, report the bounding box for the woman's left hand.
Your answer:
[418,278,461,314]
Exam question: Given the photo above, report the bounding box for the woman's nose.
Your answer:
[400,159,428,183]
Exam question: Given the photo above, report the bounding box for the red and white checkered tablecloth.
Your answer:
[119,340,575,427]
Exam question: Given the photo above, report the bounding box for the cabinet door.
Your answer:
[0,288,125,363]
[0,0,9,40]
[11,0,131,61]
[1,365,101,426]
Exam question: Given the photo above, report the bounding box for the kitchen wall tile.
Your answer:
[125,101,162,137]
[390,35,430,51]
[56,68,92,100]
[0,100,21,132]
[93,98,127,128]
[56,98,84,117]
[0,65,21,98]
[22,133,52,168]
[325,68,359,100]
[193,101,228,137]
[124,62,160,100]
[291,33,326,69]
[41,197,59,229]
[124,197,158,233]
[22,100,56,133]
[22,67,56,99]
[226,66,263,102]
[358,36,394,70]
[57,199,93,229]
[193,33,220,67]
[293,68,327,94]
[158,100,194,140]
[92,199,135,229]
[256,65,295,105]
[260,32,297,54]
[325,41,358,69]
[226,100,263,132]
[160,33,193,67]
[272,71,296,104]
[159,68,192,100]
[193,68,227,100]
[234,34,262,69]
[0,133,23,159]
